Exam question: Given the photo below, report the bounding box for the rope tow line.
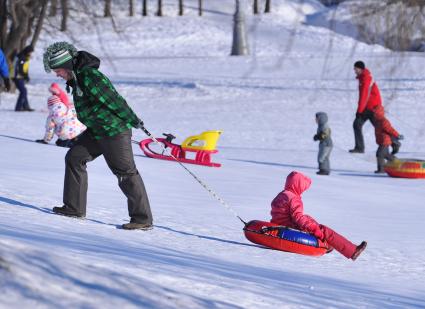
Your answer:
[136,126,247,225]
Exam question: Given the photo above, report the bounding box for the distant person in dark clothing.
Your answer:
[13,45,34,111]
[0,48,11,91]
[349,61,382,154]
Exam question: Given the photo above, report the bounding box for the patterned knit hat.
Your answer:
[43,41,78,73]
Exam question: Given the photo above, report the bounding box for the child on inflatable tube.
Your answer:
[270,171,367,261]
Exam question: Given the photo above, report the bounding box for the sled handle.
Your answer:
[260,226,286,234]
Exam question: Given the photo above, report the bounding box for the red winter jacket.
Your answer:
[373,106,400,146]
[357,68,382,114]
[270,171,324,240]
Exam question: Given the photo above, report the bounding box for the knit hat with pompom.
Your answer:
[43,41,78,73]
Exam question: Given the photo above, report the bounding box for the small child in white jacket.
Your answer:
[36,83,86,147]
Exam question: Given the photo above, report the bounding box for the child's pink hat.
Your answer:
[49,82,61,95]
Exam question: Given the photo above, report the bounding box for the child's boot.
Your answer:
[375,159,386,174]
[351,241,367,261]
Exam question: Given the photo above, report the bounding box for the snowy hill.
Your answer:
[307,0,425,51]
[1,0,425,308]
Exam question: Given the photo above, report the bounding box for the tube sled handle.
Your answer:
[162,133,176,143]
[260,225,286,234]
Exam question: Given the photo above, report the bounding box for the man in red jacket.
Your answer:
[270,171,367,260]
[349,61,382,153]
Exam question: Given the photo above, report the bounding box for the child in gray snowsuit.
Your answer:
[313,112,333,175]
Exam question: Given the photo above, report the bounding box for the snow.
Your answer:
[306,0,425,51]
[1,0,425,308]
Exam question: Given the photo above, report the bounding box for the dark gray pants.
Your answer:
[318,144,332,172]
[376,145,395,172]
[63,129,153,224]
[353,110,376,151]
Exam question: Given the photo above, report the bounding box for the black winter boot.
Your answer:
[351,241,367,261]
[374,169,386,174]
[316,170,330,175]
[122,222,153,230]
[52,205,85,218]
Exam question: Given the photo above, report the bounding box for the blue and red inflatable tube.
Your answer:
[243,220,331,257]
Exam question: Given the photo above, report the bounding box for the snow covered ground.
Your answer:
[1,0,424,308]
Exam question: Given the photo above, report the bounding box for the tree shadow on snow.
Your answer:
[0,134,56,147]
[2,231,424,309]
[0,196,52,214]
[0,195,116,227]
[338,173,389,178]
[155,225,263,249]
[228,158,360,173]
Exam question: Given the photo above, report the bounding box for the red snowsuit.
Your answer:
[270,171,357,259]
[373,106,400,146]
[357,68,382,114]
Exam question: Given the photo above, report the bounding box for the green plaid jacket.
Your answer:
[72,67,139,140]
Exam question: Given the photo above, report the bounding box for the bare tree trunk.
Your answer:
[198,0,202,16]
[142,0,148,16]
[0,0,7,49]
[129,0,134,16]
[156,0,163,16]
[49,0,58,16]
[4,1,38,59]
[264,0,271,13]
[21,17,33,49]
[60,0,68,31]
[104,0,112,17]
[31,0,48,47]
[253,0,259,14]
[178,0,183,16]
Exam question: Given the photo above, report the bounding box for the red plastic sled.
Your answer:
[243,220,331,257]
[139,132,221,167]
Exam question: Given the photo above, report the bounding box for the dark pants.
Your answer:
[14,79,31,111]
[353,110,376,151]
[376,145,395,172]
[63,129,153,224]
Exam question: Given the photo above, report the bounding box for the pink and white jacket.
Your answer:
[270,171,324,239]
[43,83,86,142]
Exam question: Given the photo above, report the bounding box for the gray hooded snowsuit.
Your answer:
[314,112,333,173]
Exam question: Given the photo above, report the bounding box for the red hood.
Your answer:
[284,171,311,195]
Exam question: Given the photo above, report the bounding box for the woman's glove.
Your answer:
[3,78,10,91]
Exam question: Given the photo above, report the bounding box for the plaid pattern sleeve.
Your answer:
[73,68,140,139]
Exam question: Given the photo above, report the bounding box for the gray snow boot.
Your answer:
[122,222,153,230]
[53,205,85,218]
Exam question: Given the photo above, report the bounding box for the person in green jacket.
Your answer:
[43,41,153,230]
